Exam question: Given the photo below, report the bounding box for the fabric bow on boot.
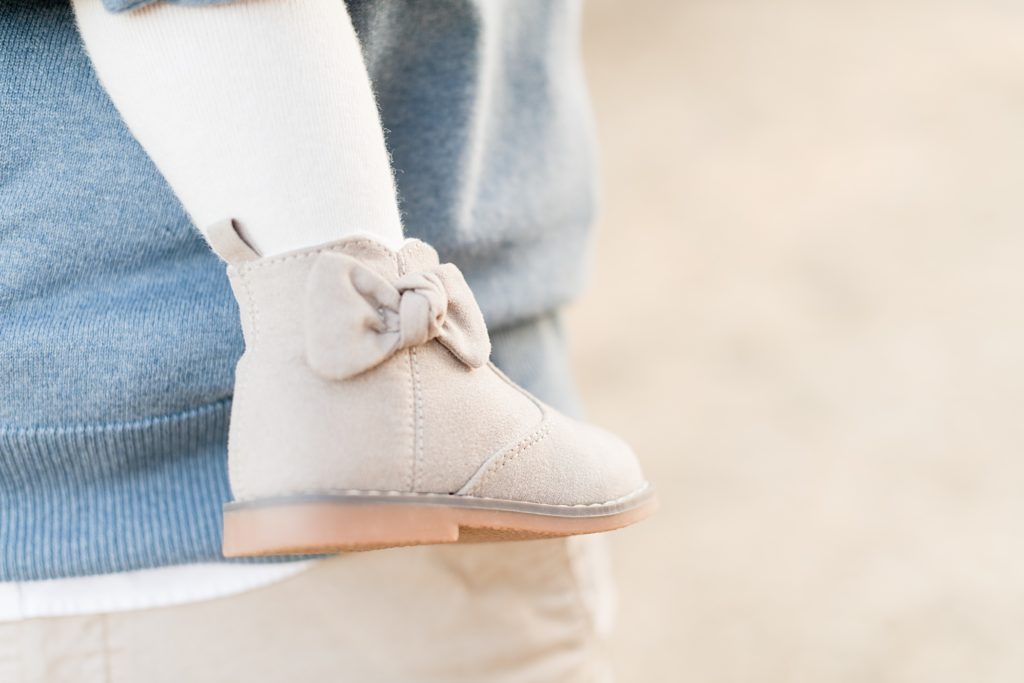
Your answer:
[204,219,656,556]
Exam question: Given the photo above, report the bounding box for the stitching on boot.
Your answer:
[234,239,388,273]
[231,484,649,509]
[394,243,408,276]
[240,268,260,344]
[396,247,423,492]
[404,349,414,491]
[465,422,554,496]
[410,347,425,492]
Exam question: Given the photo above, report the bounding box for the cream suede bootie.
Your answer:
[206,220,656,556]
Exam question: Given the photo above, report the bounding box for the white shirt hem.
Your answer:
[0,561,318,622]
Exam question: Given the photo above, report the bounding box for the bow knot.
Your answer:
[395,271,447,350]
[304,249,490,380]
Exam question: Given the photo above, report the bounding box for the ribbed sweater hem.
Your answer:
[0,400,234,581]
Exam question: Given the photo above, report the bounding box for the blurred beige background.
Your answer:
[570,1,1024,681]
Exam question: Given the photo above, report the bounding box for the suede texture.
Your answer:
[459,408,647,506]
[413,345,542,495]
[215,230,647,507]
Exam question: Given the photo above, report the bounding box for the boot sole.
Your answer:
[222,486,657,557]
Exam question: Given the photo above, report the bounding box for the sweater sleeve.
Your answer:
[102,0,239,12]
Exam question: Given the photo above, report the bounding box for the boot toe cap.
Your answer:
[462,408,649,507]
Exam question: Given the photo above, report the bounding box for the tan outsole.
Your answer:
[222,488,657,557]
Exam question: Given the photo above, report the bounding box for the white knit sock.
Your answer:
[72,0,404,256]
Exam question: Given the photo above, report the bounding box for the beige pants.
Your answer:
[0,538,614,683]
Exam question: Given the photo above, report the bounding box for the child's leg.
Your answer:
[73,0,654,558]
[72,0,403,255]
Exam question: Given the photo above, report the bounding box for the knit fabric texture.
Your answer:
[0,0,595,579]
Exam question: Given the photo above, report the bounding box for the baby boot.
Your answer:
[205,220,656,556]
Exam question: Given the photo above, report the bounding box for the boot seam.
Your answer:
[233,239,391,273]
[396,245,421,492]
[237,266,260,345]
[228,485,649,508]
[409,347,425,492]
[458,418,553,496]
[452,363,550,496]
[401,348,413,492]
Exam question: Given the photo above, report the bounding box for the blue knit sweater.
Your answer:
[0,0,596,580]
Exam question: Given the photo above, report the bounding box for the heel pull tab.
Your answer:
[205,219,261,265]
